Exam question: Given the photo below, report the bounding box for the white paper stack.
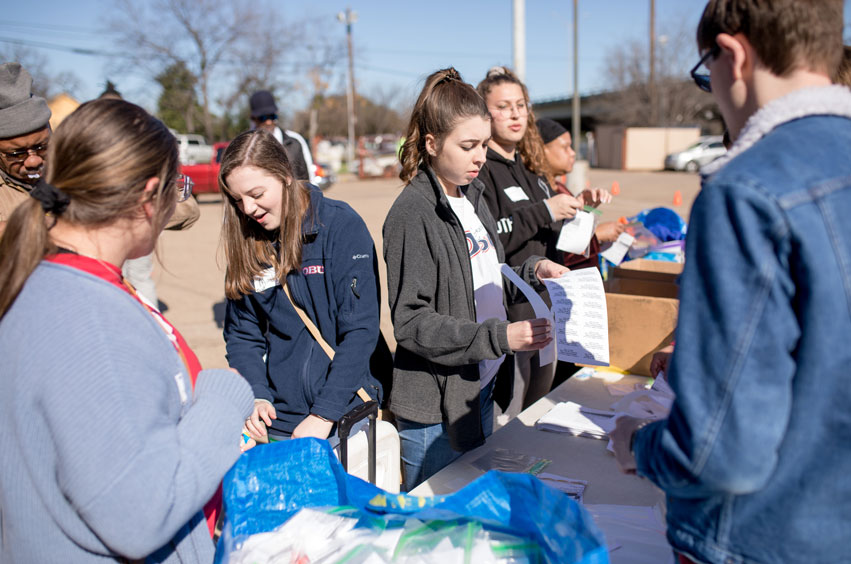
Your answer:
[535,401,617,439]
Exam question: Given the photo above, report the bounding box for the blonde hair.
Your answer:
[399,67,491,184]
[476,66,555,189]
[0,99,178,318]
[218,129,311,299]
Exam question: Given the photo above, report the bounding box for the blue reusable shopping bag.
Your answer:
[215,438,609,564]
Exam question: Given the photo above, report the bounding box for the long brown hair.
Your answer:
[399,67,491,184]
[0,99,178,318]
[218,129,311,299]
[476,66,555,189]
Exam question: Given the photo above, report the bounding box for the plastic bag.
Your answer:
[628,207,686,242]
[215,439,609,564]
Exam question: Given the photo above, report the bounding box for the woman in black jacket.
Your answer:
[476,66,608,421]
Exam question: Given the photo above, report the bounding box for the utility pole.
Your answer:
[649,0,657,125]
[513,0,525,81]
[337,8,358,167]
[572,0,580,154]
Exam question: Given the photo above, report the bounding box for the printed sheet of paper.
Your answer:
[500,264,556,366]
[556,210,596,254]
[542,268,609,366]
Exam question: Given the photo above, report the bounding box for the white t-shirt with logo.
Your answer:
[446,192,507,388]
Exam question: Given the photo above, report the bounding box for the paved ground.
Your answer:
[154,168,701,370]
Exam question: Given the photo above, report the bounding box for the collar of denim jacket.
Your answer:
[702,85,851,177]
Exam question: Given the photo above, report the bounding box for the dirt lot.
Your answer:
[154,168,700,370]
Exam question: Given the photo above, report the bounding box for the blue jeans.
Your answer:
[396,378,494,492]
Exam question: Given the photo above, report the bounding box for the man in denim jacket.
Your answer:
[611,1,851,563]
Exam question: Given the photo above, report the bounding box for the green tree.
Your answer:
[155,61,204,134]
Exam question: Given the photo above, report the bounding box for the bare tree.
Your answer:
[107,0,275,139]
[0,44,82,100]
[603,19,719,130]
[107,1,343,141]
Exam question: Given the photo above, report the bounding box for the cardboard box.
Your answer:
[604,259,682,299]
[604,260,681,376]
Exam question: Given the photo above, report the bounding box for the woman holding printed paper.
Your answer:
[383,68,567,491]
[219,129,382,445]
[476,67,611,419]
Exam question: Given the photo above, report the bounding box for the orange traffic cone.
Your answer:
[618,216,628,225]
[673,190,683,206]
[611,181,620,196]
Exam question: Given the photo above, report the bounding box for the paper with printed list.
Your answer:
[499,264,556,367]
[542,268,610,366]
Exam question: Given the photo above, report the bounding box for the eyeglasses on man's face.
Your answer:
[175,174,194,202]
[0,142,49,164]
[690,46,720,92]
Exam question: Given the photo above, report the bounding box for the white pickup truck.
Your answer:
[174,133,214,165]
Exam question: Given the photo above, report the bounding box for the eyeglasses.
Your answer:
[0,142,48,164]
[253,113,277,123]
[490,102,529,119]
[690,46,720,92]
[175,174,194,202]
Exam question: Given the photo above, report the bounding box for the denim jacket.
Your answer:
[633,86,851,564]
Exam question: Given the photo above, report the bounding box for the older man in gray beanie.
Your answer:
[0,62,51,229]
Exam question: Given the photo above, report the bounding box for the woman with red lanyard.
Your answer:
[0,99,253,564]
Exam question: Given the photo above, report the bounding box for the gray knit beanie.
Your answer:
[0,62,51,139]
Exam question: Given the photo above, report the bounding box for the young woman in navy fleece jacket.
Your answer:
[220,129,382,444]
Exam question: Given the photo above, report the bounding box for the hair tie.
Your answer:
[30,178,70,216]
[437,68,462,85]
[487,66,507,78]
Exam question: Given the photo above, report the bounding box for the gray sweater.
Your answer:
[382,168,543,451]
[0,262,254,563]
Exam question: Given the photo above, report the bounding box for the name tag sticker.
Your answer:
[253,267,278,293]
[503,186,530,202]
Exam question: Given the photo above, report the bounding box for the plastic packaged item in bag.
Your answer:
[216,439,609,564]
[622,223,659,260]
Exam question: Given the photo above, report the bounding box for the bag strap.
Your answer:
[282,281,373,404]
[282,282,335,360]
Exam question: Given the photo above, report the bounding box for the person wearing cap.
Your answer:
[0,62,51,232]
[248,90,312,183]
[536,117,623,267]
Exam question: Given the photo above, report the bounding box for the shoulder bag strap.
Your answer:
[282,282,373,404]
[282,282,335,360]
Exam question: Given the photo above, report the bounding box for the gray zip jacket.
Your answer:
[382,167,543,451]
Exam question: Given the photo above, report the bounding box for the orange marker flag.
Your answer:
[673,190,683,206]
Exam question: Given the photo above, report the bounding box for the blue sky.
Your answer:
[3,1,850,116]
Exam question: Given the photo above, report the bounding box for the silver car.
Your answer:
[665,135,726,172]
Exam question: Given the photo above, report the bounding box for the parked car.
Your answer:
[664,135,726,172]
[180,141,229,195]
[314,162,336,191]
[181,143,334,196]
[175,133,214,165]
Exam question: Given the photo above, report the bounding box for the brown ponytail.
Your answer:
[399,67,490,183]
[0,99,179,318]
[476,66,556,190]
